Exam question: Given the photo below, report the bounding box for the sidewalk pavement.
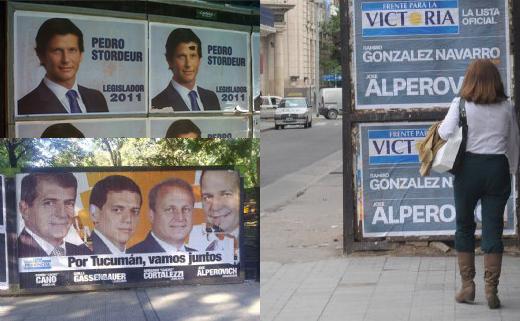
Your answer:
[260,151,520,321]
[0,280,259,321]
[261,256,520,321]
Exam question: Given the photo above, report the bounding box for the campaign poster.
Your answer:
[358,123,516,237]
[16,169,242,289]
[15,118,147,138]
[252,114,260,139]
[353,0,510,109]
[0,176,8,290]
[13,11,148,116]
[251,32,260,107]
[149,22,250,113]
[148,117,249,138]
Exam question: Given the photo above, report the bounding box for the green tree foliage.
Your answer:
[0,139,259,188]
[0,140,36,171]
[320,13,341,84]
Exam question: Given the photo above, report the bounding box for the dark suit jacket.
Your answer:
[90,231,112,255]
[18,229,92,258]
[127,232,196,253]
[151,84,220,111]
[18,80,109,115]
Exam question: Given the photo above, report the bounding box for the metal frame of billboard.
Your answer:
[0,165,246,294]
[339,0,520,253]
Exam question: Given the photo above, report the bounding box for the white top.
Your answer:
[438,97,520,174]
[171,79,204,111]
[25,227,65,256]
[95,230,125,254]
[151,232,187,252]
[44,77,87,113]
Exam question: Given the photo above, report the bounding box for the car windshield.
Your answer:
[279,98,307,108]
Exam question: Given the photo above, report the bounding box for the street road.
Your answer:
[260,117,341,187]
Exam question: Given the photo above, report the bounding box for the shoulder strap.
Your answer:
[458,98,467,127]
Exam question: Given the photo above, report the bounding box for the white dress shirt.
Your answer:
[25,227,66,256]
[171,79,205,111]
[151,232,187,252]
[438,97,520,174]
[95,230,125,255]
[44,77,87,113]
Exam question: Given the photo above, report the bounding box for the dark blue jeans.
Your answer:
[454,153,511,253]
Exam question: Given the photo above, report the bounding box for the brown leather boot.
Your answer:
[484,253,502,309]
[455,252,475,303]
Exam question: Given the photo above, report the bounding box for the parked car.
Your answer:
[318,87,342,119]
[274,97,312,129]
[260,95,282,119]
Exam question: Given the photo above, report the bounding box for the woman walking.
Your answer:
[438,59,519,309]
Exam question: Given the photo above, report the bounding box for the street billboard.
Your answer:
[0,176,8,290]
[148,117,250,138]
[16,169,242,289]
[15,119,147,138]
[13,11,148,116]
[148,22,250,113]
[352,0,510,109]
[357,123,517,237]
[251,32,260,102]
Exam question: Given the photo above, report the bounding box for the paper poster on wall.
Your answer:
[149,22,250,113]
[16,169,242,289]
[148,117,249,138]
[251,32,260,105]
[358,123,516,237]
[15,118,147,138]
[13,11,148,117]
[0,176,8,290]
[352,0,510,109]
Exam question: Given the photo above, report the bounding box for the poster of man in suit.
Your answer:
[149,22,249,113]
[149,117,249,138]
[16,169,241,289]
[15,119,147,138]
[0,176,8,290]
[13,11,147,116]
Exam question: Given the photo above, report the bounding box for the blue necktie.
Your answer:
[66,90,82,113]
[188,90,201,111]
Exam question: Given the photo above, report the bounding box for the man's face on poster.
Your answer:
[38,34,83,88]
[150,185,194,247]
[168,42,201,88]
[93,191,141,248]
[201,171,240,234]
[175,132,200,138]
[19,180,76,247]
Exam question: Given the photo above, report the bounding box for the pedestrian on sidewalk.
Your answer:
[438,59,520,309]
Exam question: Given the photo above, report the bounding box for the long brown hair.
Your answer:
[459,59,507,104]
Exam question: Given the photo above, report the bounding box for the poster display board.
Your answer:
[251,32,260,105]
[0,176,8,290]
[149,117,249,138]
[358,123,516,237]
[16,169,242,289]
[13,11,148,116]
[15,118,147,138]
[149,22,250,113]
[353,0,510,109]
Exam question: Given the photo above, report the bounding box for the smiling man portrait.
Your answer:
[127,178,197,253]
[17,18,108,115]
[151,28,220,111]
[18,173,91,258]
[88,175,142,255]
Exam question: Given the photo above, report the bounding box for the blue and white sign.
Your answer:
[353,0,510,109]
[358,123,517,237]
[361,1,459,37]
